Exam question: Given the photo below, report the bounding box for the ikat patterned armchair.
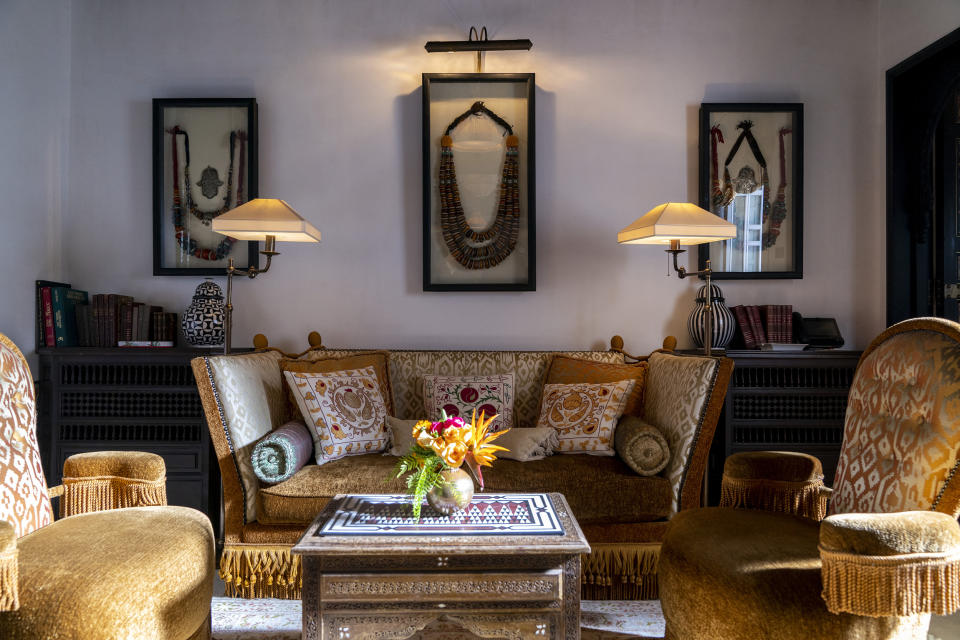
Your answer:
[0,332,215,639]
[659,317,960,640]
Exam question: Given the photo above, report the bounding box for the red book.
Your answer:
[782,305,793,343]
[747,305,767,345]
[762,306,776,342]
[732,305,757,349]
[41,287,55,347]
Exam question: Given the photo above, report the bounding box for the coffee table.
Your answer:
[292,492,590,640]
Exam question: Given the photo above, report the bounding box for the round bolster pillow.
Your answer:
[614,416,670,476]
[251,420,313,484]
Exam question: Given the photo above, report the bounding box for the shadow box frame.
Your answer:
[152,97,260,276]
[422,73,536,292]
[698,102,804,280]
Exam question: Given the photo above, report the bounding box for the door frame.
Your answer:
[886,25,960,324]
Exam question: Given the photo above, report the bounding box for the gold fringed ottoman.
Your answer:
[719,451,828,521]
[60,450,167,517]
[819,511,960,617]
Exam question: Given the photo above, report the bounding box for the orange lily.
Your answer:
[464,409,509,490]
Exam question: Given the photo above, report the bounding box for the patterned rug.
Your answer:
[210,598,666,639]
[210,597,955,639]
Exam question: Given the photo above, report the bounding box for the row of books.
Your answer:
[36,280,178,348]
[731,305,793,349]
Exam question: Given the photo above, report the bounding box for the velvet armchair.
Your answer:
[659,317,960,640]
[0,332,215,639]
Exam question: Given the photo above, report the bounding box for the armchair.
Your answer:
[659,317,960,640]
[0,333,215,639]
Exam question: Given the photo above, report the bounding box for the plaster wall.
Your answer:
[0,1,70,367]
[60,0,889,354]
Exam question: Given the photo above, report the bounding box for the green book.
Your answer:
[51,287,89,347]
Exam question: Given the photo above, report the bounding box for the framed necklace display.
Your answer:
[153,98,259,275]
[698,103,803,279]
[422,74,535,291]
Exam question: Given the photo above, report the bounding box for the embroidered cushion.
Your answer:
[313,349,624,426]
[0,333,53,538]
[282,351,393,415]
[422,374,514,432]
[537,380,635,455]
[284,366,389,464]
[543,355,647,417]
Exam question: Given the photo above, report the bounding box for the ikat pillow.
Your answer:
[536,380,636,455]
[284,365,389,465]
[422,374,514,432]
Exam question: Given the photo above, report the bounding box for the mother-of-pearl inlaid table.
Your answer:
[292,493,591,640]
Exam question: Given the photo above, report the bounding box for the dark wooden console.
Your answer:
[704,350,862,504]
[36,347,222,529]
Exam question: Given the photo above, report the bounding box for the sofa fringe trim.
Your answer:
[819,547,960,617]
[220,545,302,599]
[720,474,826,521]
[0,546,18,611]
[60,476,167,517]
[581,543,660,599]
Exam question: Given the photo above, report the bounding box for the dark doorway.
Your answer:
[886,26,960,324]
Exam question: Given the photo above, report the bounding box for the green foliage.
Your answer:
[393,446,446,520]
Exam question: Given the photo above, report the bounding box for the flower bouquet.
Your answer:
[393,410,508,519]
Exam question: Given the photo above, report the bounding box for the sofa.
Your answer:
[192,333,733,600]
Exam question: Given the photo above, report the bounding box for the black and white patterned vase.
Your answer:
[182,279,225,347]
[688,283,736,350]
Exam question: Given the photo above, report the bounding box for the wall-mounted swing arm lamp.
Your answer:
[425,26,532,72]
[211,198,321,355]
[617,202,736,357]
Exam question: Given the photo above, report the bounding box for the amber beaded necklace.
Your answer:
[439,102,520,270]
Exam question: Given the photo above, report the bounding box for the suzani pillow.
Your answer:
[423,374,514,432]
[284,365,389,465]
[536,380,636,455]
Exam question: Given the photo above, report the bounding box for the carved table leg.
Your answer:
[563,555,581,640]
[302,557,321,640]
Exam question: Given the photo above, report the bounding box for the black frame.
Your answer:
[422,73,536,291]
[153,98,259,276]
[698,102,804,279]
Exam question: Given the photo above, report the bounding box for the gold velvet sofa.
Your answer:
[0,332,215,640]
[193,334,732,600]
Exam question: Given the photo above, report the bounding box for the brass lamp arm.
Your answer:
[665,239,716,356]
[223,235,280,355]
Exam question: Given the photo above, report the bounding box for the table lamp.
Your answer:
[211,198,321,354]
[617,202,736,356]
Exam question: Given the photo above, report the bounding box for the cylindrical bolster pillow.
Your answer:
[251,421,313,484]
[614,416,670,476]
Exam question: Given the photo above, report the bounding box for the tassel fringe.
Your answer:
[581,543,660,599]
[219,545,302,599]
[820,547,960,617]
[0,546,18,611]
[218,543,660,601]
[720,474,826,521]
[60,476,167,517]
